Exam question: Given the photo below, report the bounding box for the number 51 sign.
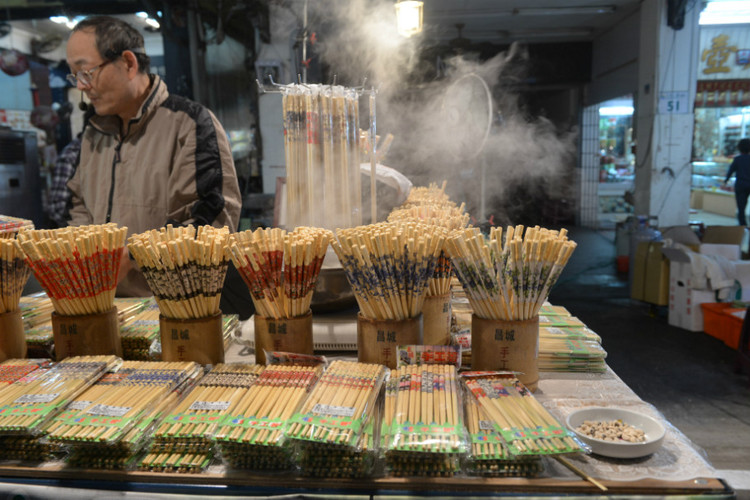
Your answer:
[658,91,689,114]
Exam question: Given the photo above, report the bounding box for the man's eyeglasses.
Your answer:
[66,59,112,87]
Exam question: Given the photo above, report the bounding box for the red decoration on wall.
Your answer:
[696,79,750,107]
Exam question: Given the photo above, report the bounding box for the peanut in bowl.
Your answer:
[566,407,666,459]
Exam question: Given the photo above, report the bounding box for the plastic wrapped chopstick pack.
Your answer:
[286,360,386,449]
[215,364,324,470]
[384,364,468,477]
[0,355,120,436]
[462,372,583,457]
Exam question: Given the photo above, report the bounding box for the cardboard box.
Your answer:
[700,225,745,261]
[736,261,750,301]
[699,243,741,261]
[668,259,716,331]
[702,225,745,245]
[631,241,669,306]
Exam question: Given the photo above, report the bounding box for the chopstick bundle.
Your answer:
[45,361,201,445]
[151,363,264,456]
[226,226,332,319]
[387,204,469,230]
[464,393,542,477]
[137,450,213,473]
[399,181,454,209]
[0,435,64,462]
[16,224,128,316]
[282,84,362,230]
[0,215,33,239]
[331,221,446,320]
[0,355,120,436]
[387,204,469,297]
[215,364,324,470]
[286,360,387,448]
[462,373,582,456]
[445,225,577,321]
[0,239,32,314]
[127,225,230,320]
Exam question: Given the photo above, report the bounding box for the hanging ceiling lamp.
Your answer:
[395,1,423,37]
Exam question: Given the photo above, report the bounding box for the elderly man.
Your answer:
[65,16,242,296]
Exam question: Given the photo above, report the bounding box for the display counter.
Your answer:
[0,337,732,498]
[698,189,736,218]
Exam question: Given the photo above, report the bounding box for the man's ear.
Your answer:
[121,50,140,78]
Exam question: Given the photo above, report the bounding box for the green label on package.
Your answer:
[166,412,225,424]
[288,413,363,437]
[219,415,287,432]
[0,403,63,420]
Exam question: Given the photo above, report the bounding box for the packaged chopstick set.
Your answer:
[462,372,583,457]
[226,226,332,319]
[54,361,204,469]
[46,361,202,446]
[463,391,542,477]
[296,388,383,478]
[286,360,387,450]
[538,338,607,373]
[150,363,264,462]
[331,221,447,321]
[215,363,325,470]
[384,363,467,477]
[539,325,601,343]
[539,315,587,328]
[0,355,120,436]
[127,225,230,320]
[17,224,128,316]
[19,294,54,331]
[0,215,33,238]
[120,299,160,360]
[0,359,51,388]
[281,84,362,231]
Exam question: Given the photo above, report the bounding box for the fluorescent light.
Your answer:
[700,1,750,24]
[136,11,161,29]
[514,6,616,16]
[145,18,160,29]
[395,1,423,37]
[49,15,80,29]
[599,106,634,116]
[509,28,594,38]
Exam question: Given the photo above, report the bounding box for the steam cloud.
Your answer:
[308,0,578,225]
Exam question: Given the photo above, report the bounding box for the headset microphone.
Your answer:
[78,92,88,111]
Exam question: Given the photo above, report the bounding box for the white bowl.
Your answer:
[566,407,666,459]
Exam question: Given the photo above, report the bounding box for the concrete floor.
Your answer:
[548,213,750,491]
